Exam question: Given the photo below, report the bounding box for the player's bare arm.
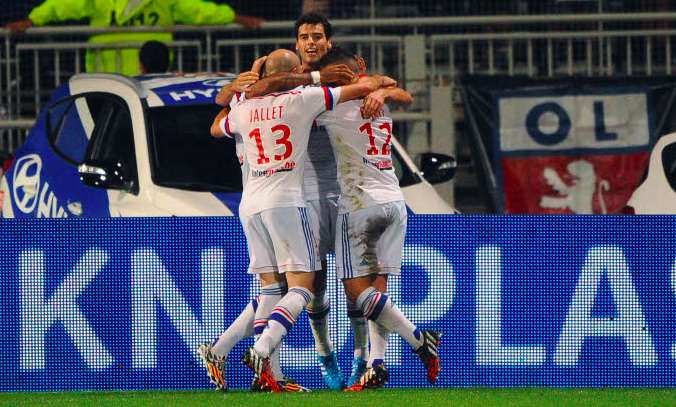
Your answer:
[361,87,414,120]
[337,75,396,104]
[210,107,230,138]
[244,64,354,98]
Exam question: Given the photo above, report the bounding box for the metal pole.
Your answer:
[54,50,61,87]
[206,31,212,72]
[33,50,40,114]
[626,36,632,75]
[598,0,604,75]
[508,39,514,76]
[370,0,376,70]
[667,36,671,75]
[15,47,20,117]
[4,35,11,119]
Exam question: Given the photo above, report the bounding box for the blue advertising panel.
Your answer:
[1,216,675,391]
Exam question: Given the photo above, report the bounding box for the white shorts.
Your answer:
[335,201,407,280]
[241,207,321,274]
[306,196,338,258]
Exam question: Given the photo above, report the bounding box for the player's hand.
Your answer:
[379,76,397,88]
[5,19,32,34]
[361,106,384,120]
[232,71,260,92]
[361,89,386,120]
[319,64,355,86]
[235,15,264,29]
[250,56,267,74]
[357,75,382,92]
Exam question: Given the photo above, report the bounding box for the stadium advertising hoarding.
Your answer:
[461,77,676,214]
[1,216,675,390]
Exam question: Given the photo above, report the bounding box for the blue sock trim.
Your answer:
[372,358,384,368]
[413,328,421,341]
[269,311,294,332]
[261,287,286,295]
[289,287,313,304]
[369,293,389,321]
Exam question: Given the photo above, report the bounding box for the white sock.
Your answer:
[253,282,287,337]
[307,292,333,357]
[347,300,368,360]
[212,298,257,358]
[367,320,389,368]
[356,287,423,350]
[254,287,314,358]
[253,282,287,377]
[270,344,284,381]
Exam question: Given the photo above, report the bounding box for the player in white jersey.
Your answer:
[199,56,315,393]
[294,13,357,389]
[208,13,366,390]
[224,48,394,392]
[315,48,442,391]
[207,47,356,390]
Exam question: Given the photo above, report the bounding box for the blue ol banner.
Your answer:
[1,216,675,391]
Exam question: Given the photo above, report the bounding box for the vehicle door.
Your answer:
[2,91,116,218]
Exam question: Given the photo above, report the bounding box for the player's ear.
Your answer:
[327,40,332,49]
[356,56,367,74]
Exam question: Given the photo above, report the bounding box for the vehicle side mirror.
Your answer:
[419,153,456,184]
[78,160,134,191]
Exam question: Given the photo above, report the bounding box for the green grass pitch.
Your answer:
[2,388,676,407]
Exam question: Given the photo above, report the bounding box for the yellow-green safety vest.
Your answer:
[29,0,236,76]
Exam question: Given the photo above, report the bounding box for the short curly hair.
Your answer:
[294,13,333,40]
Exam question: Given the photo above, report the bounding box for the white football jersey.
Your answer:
[316,99,404,213]
[304,125,340,201]
[224,86,341,217]
[220,92,248,185]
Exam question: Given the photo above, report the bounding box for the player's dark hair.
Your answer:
[316,47,357,70]
[140,41,170,73]
[294,13,333,39]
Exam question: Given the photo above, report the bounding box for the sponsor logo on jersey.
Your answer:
[362,157,393,171]
[250,161,297,178]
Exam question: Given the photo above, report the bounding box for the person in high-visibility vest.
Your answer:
[5,0,264,76]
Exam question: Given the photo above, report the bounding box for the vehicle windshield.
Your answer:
[392,143,422,187]
[147,104,242,192]
[146,103,420,192]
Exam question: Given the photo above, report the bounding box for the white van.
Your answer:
[625,132,676,214]
[1,73,456,218]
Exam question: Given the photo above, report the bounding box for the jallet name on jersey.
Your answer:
[249,105,285,123]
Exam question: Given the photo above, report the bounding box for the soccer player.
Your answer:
[213,12,365,390]
[293,12,362,389]
[200,56,309,393]
[202,52,354,393]
[315,48,442,391]
[223,48,392,392]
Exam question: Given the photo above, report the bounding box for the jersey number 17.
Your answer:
[359,122,392,156]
